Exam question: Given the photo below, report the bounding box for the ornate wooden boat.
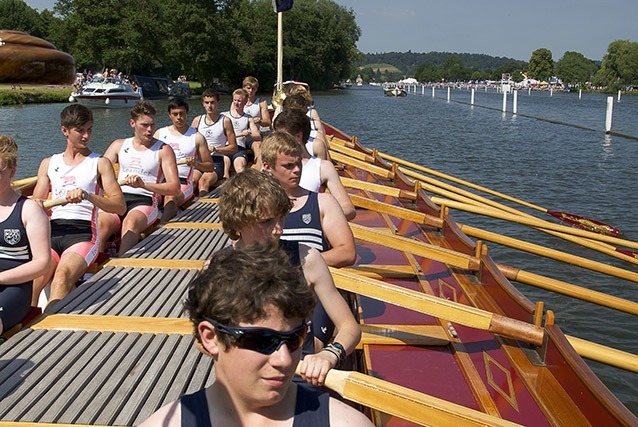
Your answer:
[0,121,637,426]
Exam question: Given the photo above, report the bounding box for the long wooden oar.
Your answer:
[329,266,544,346]
[336,149,638,263]
[349,221,638,316]
[369,149,622,237]
[297,365,523,427]
[348,192,638,283]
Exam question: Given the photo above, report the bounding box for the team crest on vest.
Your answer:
[4,229,20,245]
[302,213,312,224]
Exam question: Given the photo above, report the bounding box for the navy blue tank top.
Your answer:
[0,196,32,273]
[281,191,327,251]
[180,382,329,426]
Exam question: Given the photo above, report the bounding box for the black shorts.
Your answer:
[50,219,92,255]
[0,281,32,332]
[123,193,153,216]
[312,300,335,345]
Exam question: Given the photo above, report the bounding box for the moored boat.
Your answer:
[69,75,141,108]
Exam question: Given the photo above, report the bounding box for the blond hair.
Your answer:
[242,76,259,89]
[260,131,303,168]
[0,134,18,169]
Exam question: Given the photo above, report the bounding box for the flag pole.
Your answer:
[277,11,283,92]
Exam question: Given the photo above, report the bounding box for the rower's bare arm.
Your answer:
[248,118,261,141]
[0,199,50,286]
[298,245,361,387]
[216,117,238,155]
[195,133,214,172]
[103,138,124,166]
[190,115,201,129]
[92,157,126,215]
[32,157,52,202]
[259,99,271,128]
[318,193,356,267]
[138,400,181,427]
[151,144,180,196]
[329,398,374,426]
[321,160,355,220]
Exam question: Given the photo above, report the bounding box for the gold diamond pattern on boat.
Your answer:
[483,351,519,412]
[437,278,458,302]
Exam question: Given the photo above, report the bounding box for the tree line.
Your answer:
[0,0,360,90]
[359,44,638,91]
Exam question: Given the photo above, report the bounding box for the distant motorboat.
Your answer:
[69,75,141,108]
[383,83,407,97]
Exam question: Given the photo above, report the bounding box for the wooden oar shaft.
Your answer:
[498,264,638,316]
[307,367,523,426]
[378,151,547,213]
[347,196,638,314]
[330,267,545,346]
[432,197,638,250]
[566,335,638,373]
[460,224,638,284]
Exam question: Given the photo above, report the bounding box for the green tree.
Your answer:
[555,51,598,85]
[528,48,554,81]
[0,0,46,38]
[439,55,471,81]
[414,63,441,82]
[593,40,638,90]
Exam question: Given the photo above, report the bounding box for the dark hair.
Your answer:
[131,100,157,121]
[273,108,311,143]
[185,238,315,347]
[168,96,189,113]
[60,104,93,129]
[202,88,220,100]
[219,168,292,240]
[282,94,308,110]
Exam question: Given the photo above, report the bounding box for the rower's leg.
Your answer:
[162,192,184,224]
[234,157,246,174]
[98,212,121,252]
[45,252,88,312]
[31,253,57,306]
[119,210,149,256]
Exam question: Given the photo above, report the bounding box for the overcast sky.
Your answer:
[24,0,638,61]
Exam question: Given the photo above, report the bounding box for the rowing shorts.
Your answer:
[226,148,247,162]
[50,219,99,266]
[0,281,32,332]
[104,194,158,230]
[196,155,225,179]
[312,300,335,346]
[179,178,194,202]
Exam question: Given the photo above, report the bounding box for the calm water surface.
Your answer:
[0,86,636,414]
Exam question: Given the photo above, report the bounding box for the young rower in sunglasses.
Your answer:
[218,169,361,389]
[140,239,372,426]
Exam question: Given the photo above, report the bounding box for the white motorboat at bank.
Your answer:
[69,75,141,108]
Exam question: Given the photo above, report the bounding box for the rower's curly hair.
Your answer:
[219,168,292,241]
[185,238,315,347]
[0,134,18,169]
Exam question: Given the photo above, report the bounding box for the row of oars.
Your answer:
[326,135,637,370]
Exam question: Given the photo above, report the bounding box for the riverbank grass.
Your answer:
[0,84,73,106]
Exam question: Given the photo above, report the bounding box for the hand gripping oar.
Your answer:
[378,151,622,237]
[296,365,524,427]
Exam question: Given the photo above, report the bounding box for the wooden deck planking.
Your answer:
[53,267,132,314]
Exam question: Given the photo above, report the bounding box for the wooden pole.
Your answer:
[306,367,524,427]
[330,267,544,346]
[429,197,638,250]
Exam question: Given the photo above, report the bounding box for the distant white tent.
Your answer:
[399,78,418,85]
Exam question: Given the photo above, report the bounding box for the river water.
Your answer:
[0,86,636,414]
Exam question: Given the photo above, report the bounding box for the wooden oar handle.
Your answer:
[43,197,69,208]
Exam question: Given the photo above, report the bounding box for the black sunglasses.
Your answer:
[204,317,308,355]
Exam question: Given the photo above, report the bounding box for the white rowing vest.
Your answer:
[48,152,100,222]
[117,137,164,198]
[157,126,197,180]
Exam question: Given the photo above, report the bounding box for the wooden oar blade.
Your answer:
[547,210,621,237]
